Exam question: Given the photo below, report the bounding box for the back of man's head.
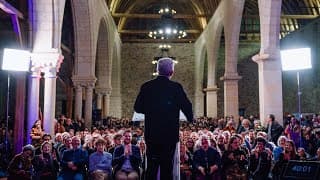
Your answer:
[157,57,174,77]
[269,114,275,122]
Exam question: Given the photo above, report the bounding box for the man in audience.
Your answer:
[58,136,88,180]
[266,114,284,144]
[193,135,221,179]
[112,130,141,180]
[109,133,122,155]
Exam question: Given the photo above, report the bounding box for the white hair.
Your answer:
[157,57,174,76]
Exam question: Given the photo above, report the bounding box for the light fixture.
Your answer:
[148,27,187,40]
[148,6,187,40]
[281,47,312,147]
[158,7,177,17]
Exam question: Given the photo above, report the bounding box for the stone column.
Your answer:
[253,0,283,125]
[27,67,41,144]
[43,66,57,135]
[66,86,73,118]
[204,86,219,118]
[14,72,27,154]
[31,51,63,137]
[103,91,111,118]
[96,93,102,110]
[194,90,204,117]
[221,75,242,119]
[84,83,94,128]
[74,84,83,121]
[222,0,245,120]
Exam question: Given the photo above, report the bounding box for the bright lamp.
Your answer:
[2,48,31,71]
[280,48,312,71]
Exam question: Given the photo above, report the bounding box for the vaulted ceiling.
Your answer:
[106,0,320,43]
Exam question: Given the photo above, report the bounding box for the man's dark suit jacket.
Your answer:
[266,121,284,143]
[60,148,88,174]
[112,144,142,175]
[134,76,193,145]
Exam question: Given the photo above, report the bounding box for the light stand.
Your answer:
[2,48,30,158]
[4,74,10,157]
[281,47,312,147]
[296,71,302,147]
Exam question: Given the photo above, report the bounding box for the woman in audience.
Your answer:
[180,143,193,180]
[272,135,287,162]
[30,120,44,147]
[272,140,298,179]
[89,138,112,180]
[32,142,59,180]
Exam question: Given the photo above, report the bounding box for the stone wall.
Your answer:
[121,43,195,117]
[216,43,260,117]
[120,26,320,119]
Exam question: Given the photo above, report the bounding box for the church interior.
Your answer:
[0,0,320,179]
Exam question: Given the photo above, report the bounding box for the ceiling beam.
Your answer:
[112,13,319,20]
[121,38,196,43]
[119,29,201,34]
[112,13,207,19]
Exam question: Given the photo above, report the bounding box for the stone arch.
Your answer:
[204,22,223,118]
[194,2,224,118]
[71,0,95,78]
[221,0,245,120]
[95,18,111,90]
[109,43,122,117]
[94,18,112,119]
[194,37,207,117]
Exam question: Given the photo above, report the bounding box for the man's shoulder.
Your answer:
[142,77,181,87]
[114,145,124,151]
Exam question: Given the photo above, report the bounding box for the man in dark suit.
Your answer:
[266,114,284,144]
[134,57,194,180]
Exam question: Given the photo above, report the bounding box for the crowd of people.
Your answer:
[0,113,320,179]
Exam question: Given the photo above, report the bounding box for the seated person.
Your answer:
[193,135,221,180]
[248,137,272,180]
[7,144,34,180]
[89,138,112,180]
[180,143,193,180]
[32,141,59,180]
[112,130,141,180]
[58,136,88,180]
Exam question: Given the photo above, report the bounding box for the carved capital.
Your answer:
[220,73,242,81]
[72,76,97,87]
[29,67,41,78]
[95,87,112,95]
[252,50,280,64]
[203,86,219,92]
[31,49,64,73]
[252,53,270,63]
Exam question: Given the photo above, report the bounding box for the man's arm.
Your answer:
[134,85,146,114]
[177,84,193,123]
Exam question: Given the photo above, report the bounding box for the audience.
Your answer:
[4,112,320,179]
